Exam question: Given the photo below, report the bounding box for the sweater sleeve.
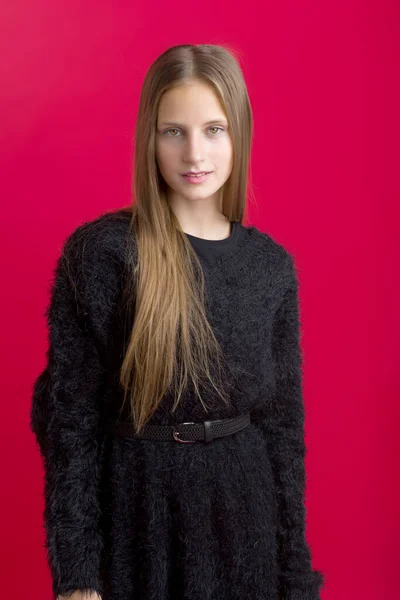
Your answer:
[263,254,325,600]
[29,230,106,600]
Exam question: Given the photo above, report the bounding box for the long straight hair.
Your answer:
[119,44,254,432]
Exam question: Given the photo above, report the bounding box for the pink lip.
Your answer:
[181,172,212,184]
[181,171,211,175]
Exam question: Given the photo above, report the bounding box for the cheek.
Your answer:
[213,135,232,155]
[213,141,233,170]
[156,143,175,171]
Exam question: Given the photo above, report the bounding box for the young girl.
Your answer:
[30,44,325,600]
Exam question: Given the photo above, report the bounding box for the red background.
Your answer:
[1,2,398,599]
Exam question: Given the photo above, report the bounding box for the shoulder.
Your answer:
[61,207,133,263]
[58,207,134,283]
[249,224,298,289]
[56,208,134,303]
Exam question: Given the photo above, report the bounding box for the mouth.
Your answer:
[181,170,211,176]
[181,171,213,184]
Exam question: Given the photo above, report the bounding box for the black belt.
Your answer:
[105,412,251,444]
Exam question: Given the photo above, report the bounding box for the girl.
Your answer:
[30,43,325,600]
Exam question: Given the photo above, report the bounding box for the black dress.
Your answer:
[30,209,325,600]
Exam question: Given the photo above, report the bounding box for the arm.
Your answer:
[30,230,105,600]
[263,254,325,600]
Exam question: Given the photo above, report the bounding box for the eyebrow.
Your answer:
[158,119,228,127]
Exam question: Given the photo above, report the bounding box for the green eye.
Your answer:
[165,126,224,137]
[209,127,224,135]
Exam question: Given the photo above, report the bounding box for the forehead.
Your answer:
[157,82,226,124]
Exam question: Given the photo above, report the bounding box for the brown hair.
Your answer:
[119,43,254,432]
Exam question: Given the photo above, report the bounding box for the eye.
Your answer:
[164,126,225,137]
[208,126,224,135]
[165,128,180,136]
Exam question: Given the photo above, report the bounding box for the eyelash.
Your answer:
[164,126,224,137]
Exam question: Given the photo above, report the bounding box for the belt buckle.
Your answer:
[173,422,196,444]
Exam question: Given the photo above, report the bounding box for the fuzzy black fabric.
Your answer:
[30,209,326,600]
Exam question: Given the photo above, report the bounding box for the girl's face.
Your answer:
[155,80,233,207]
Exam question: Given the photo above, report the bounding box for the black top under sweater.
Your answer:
[185,220,247,265]
[30,209,325,600]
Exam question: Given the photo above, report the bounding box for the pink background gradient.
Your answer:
[1,2,398,599]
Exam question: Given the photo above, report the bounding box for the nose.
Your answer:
[183,131,205,165]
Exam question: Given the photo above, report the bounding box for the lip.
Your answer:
[181,172,212,184]
[181,171,211,176]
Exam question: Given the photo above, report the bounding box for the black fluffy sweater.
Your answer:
[30,209,325,600]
